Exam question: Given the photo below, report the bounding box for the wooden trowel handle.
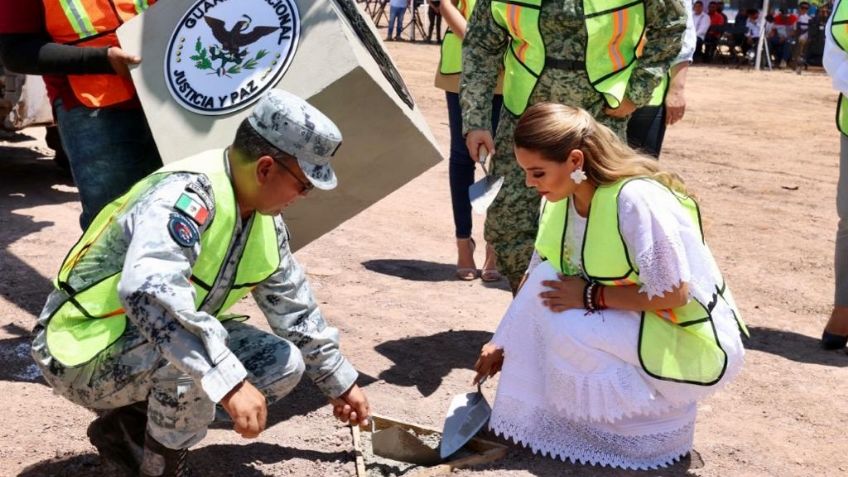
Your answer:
[477,145,491,176]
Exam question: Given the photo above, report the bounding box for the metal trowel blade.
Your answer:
[469,175,504,214]
[439,388,491,459]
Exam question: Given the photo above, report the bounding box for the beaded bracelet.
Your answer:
[583,280,608,314]
[583,281,597,313]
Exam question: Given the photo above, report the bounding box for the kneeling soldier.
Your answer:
[31,90,370,477]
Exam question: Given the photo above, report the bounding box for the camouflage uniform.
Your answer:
[460,0,687,290]
[31,164,357,450]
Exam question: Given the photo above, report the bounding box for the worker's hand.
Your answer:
[540,273,587,312]
[473,342,503,385]
[107,47,142,78]
[665,87,686,125]
[465,129,495,162]
[220,380,268,439]
[603,98,637,119]
[330,384,371,427]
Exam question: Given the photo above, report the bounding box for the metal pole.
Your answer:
[755,0,770,71]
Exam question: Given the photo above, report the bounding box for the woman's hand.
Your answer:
[540,274,586,312]
[473,342,504,384]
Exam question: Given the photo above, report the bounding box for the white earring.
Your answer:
[570,168,587,184]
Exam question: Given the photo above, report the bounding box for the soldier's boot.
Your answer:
[86,402,147,475]
[140,432,193,477]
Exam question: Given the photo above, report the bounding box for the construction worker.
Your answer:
[30,90,370,477]
[460,0,688,291]
[0,1,163,229]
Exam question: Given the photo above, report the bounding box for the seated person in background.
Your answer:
[770,9,796,67]
[692,1,711,62]
[804,2,829,67]
[474,103,746,470]
[704,1,726,61]
[743,9,761,56]
[793,2,813,66]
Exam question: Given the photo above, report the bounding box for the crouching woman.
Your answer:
[474,103,746,470]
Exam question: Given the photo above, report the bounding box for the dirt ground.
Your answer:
[2,26,848,477]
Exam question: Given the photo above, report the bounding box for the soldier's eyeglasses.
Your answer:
[276,160,314,194]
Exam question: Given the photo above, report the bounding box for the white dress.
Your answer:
[488,181,745,470]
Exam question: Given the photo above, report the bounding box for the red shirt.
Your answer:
[774,14,798,26]
[709,12,726,26]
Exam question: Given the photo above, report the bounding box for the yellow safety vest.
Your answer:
[45,150,281,367]
[439,0,476,75]
[491,0,646,116]
[832,0,848,135]
[648,72,669,107]
[534,178,747,385]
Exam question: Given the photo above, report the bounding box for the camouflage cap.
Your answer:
[248,89,342,190]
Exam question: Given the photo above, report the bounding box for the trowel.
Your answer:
[371,424,442,466]
[439,377,491,459]
[468,147,504,214]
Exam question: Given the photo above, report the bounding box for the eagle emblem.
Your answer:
[191,15,279,77]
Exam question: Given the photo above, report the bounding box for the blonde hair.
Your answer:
[513,103,689,196]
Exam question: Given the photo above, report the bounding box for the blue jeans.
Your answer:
[388,7,406,39]
[54,101,163,229]
[447,91,503,238]
[627,105,667,159]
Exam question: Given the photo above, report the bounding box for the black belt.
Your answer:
[546,57,585,70]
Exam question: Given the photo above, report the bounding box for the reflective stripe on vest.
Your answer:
[42,0,155,107]
[491,0,645,116]
[439,0,476,75]
[534,178,746,385]
[491,0,545,116]
[833,0,848,134]
[46,149,281,367]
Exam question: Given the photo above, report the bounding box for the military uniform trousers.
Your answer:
[484,68,629,291]
[32,319,305,450]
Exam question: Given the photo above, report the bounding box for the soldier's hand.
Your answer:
[603,98,636,119]
[107,47,141,78]
[465,129,496,162]
[329,384,371,427]
[221,380,268,439]
[665,87,686,125]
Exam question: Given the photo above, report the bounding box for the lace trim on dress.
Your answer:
[489,395,695,471]
[634,235,691,300]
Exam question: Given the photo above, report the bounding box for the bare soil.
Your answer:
[2,28,847,477]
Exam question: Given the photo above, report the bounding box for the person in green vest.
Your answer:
[473,103,746,468]
[626,0,697,158]
[822,0,848,349]
[30,90,371,477]
[437,0,504,280]
[461,0,688,292]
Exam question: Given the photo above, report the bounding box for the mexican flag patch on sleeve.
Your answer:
[175,193,210,226]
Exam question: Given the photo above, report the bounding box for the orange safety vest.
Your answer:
[42,0,156,108]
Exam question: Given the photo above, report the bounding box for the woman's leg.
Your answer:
[427,8,436,41]
[446,91,477,278]
[824,133,848,348]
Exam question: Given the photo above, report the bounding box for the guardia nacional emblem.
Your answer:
[165,0,300,115]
